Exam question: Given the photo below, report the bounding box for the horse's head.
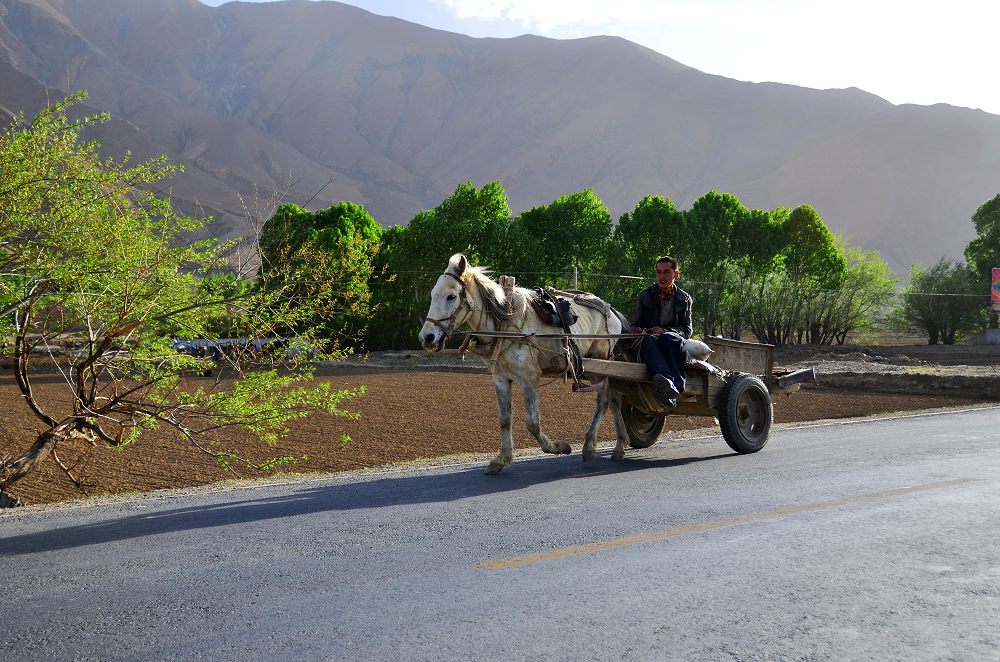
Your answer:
[419,254,472,352]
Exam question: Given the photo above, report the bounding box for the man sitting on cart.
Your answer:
[630,255,693,406]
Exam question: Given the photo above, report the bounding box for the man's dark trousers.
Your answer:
[640,332,686,392]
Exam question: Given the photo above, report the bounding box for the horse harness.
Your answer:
[424,270,513,354]
[426,271,590,386]
[530,287,584,379]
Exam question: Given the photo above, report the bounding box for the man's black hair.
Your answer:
[656,256,678,270]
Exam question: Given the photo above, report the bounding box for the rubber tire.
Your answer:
[622,402,666,448]
[718,373,772,453]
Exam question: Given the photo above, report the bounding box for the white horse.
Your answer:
[418,253,630,473]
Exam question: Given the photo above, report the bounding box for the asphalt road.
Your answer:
[2,407,998,661]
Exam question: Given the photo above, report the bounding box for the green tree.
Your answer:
[742,206,850,345]
[506,189,612,285]
[608,192,787,339]
[199,272,257,339]
[681,192,748,275]
[390,181,511,272]
[608,195,684,275]
[780,204,847,343]
[259,200,383,347]
[0,93,361,507]
[964,193,1000,327]
[731,207,788,274]
[366,224,418,350]
[801,242,896,344]
[715,207,788,340]
[781,204,847,287]
[605,195,684,312]
[366,181,512,350]
[897,259,985,344]
[964,194,1000,282]
[676,191,750,335]
[744,270,797,345]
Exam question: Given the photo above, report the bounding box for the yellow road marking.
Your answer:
[476,478,977,570]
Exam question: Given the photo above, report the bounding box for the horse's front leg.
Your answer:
[522,382,571,455]
[486,377,514,474]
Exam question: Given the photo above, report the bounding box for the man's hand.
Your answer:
[648,326,664,334]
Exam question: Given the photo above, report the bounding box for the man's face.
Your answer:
[655,262,678,291]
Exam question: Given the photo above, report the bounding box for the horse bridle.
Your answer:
[423,271,471,339]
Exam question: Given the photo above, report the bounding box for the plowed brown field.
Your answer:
[1,368,991,507]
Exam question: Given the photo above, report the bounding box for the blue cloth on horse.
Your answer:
[640,331,687,393]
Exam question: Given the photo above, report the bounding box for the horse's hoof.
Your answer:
[582,451,596,462]
[611,451,625,461]
[558,442,572,455]
[485,460,508,474]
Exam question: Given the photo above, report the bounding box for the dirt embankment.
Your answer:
[1,343,997,508]
[777,344,1000,399]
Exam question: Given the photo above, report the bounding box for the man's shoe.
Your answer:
[653,374,681,398]
[652,390,677,407]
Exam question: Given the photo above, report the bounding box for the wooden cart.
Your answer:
[581,337,815,454]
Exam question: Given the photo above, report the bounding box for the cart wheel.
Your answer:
[622,402,666,448]
[718,374,772,453]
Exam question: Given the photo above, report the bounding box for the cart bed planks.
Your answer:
[579,336,814,454]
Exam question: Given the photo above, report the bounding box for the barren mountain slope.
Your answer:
[1,0,998,270]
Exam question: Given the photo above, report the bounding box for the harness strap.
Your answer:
[424,270,471,337]
[436,271,634,388]
[459,331,645,339]
[544,286,584,386]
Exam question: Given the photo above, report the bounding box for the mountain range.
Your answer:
[2,0,999,273]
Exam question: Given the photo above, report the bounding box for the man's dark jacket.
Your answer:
[631,284,693,339]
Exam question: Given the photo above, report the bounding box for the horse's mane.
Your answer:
[464,265,516,327]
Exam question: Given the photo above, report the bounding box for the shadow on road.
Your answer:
[1,450,734,555]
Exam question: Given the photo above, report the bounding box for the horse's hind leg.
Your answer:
[486,377,515,474]
[582,380,611,461]
[609,386,629,460]
[523,382,571,455]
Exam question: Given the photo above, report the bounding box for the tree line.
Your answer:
[260,182,997,350]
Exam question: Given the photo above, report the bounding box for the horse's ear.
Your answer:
[456,254,468,275]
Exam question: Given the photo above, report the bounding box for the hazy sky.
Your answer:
[200,0,1000,116]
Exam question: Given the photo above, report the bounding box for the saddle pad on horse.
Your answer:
[529,287,578,330]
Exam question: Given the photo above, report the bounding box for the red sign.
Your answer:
[993,268,1000,313]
